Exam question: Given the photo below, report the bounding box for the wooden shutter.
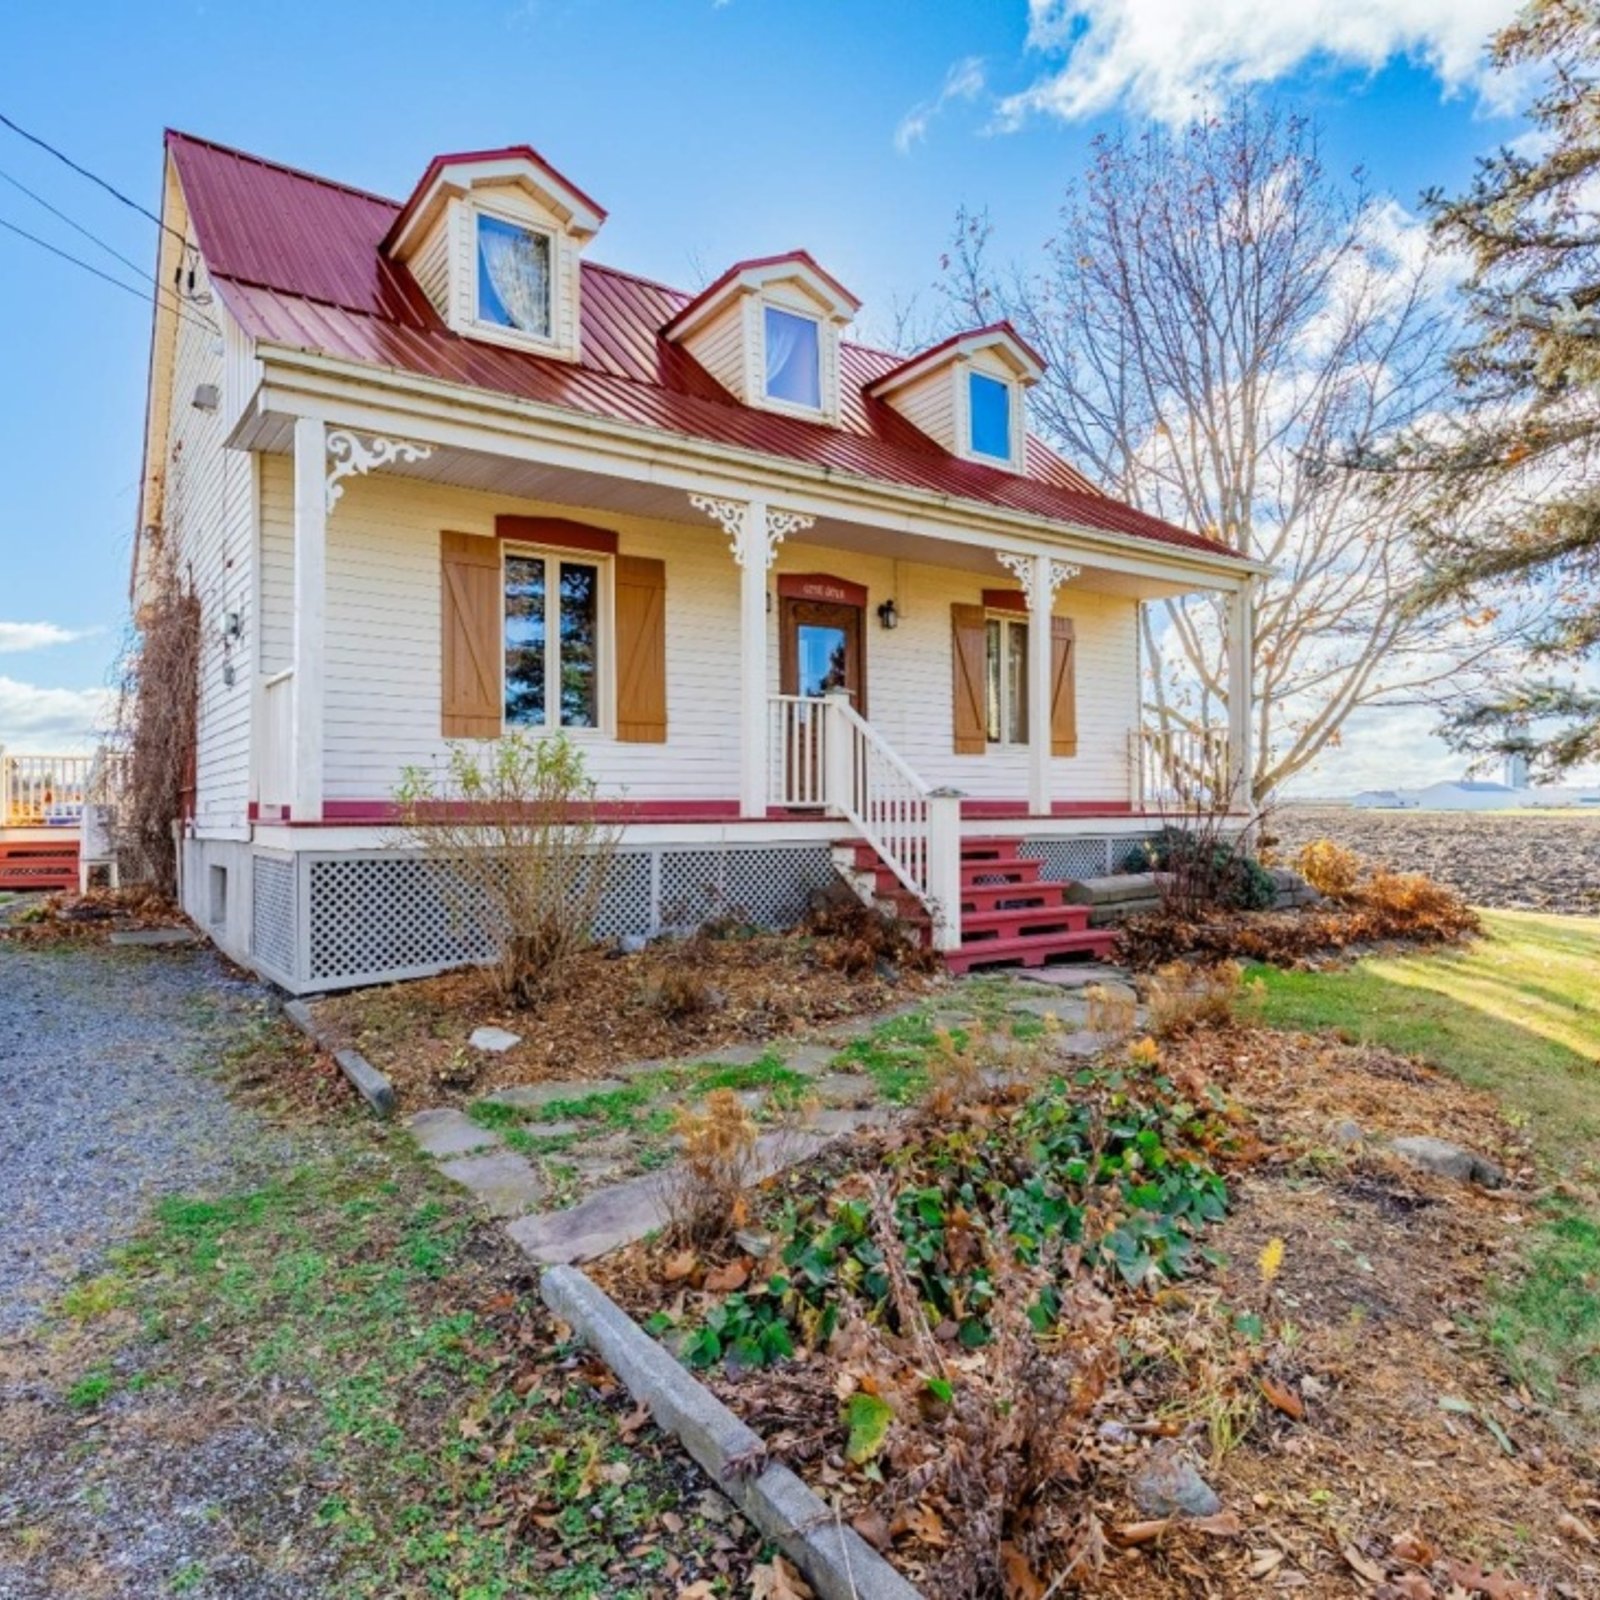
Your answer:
[440,530,502,738]
[1050,616,1078,757]
[614,555,667,743]
[951,604,987,755]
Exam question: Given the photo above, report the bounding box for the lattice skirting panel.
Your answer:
[250,854,297,984]
[249,843,836,995]
[1019,835,1159,882]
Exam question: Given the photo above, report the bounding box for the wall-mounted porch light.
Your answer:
[876,598,899,630]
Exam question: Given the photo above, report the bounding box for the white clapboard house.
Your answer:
[135,132,1262,994]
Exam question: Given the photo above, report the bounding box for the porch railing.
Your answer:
[1136,725,1232,812]
[768,692,961,950]
[260,670,294,809]
[0,751,94,828]
[768,694,829,809]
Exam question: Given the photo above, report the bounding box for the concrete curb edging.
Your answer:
[541,1264,922,1600]
[282,999,396,1118]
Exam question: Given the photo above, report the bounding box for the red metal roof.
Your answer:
[165,130,1240,562]
[660,249,862,338]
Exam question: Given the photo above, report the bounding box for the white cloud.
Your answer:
[0,677,112,752]
[996,0,1523,127]
[0,621,91,653]
[895,56,988,153]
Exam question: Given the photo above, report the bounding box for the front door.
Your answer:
[777,598,866,807]
[779,599,866,714]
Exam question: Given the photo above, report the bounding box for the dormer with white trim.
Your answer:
[866,322,1045,474]
[382,146,607,363]
[662,251,860,425]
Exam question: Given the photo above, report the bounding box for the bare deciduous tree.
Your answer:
[940,100,1517,797]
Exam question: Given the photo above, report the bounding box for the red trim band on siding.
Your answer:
[777,572,869,608]
[268,797,1138,827]
[495,516,619,554]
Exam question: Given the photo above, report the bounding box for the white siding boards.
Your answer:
[163,246,254,837]
[255,459,1141,809]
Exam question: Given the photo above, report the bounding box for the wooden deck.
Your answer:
[0,830,80,892]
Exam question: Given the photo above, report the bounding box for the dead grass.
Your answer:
[308,929,941,1113]
[601,1026,1597,1600]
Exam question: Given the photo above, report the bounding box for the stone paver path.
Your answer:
[408,971,1140,1267]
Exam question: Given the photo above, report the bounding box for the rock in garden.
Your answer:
[469,1025,522,1054]
[1389,1135,1504,1188]
[1329,1118,1365,1147]
[1131,1446,1223,1519]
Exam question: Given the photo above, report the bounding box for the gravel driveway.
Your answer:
[0,933,304,1335]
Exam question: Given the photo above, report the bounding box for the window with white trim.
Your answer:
[764,305,822,409]
[475,212,554,340]
[504,548,605,729]
[969,371,1012,461]
[985,614,1029,745]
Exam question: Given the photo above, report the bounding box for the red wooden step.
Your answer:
[943,927,1118,976]
[960,904,1095,941]
[0,838,79,893]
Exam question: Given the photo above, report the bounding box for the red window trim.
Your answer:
[494,515,619,555]
[981,588,1029,615]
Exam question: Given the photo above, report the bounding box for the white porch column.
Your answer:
[1227,579,1256,811]
[690,493,815,819]
[290,417,326,823]
[997,551,1081,817]
[739,497,771,819]
[1027,552,1054,817]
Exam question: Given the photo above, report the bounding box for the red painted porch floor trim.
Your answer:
[252,798,1148,826]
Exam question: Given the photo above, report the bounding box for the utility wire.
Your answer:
[0,109,183,245]
[0,165,152,283]
[0,213,218,336]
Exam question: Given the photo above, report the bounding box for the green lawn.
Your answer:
[1246,909,1600,1419]
[1245,910,1600,1172]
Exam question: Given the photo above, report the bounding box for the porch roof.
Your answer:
[167,130,1248,569]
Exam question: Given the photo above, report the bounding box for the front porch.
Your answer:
[222,391,1258,992]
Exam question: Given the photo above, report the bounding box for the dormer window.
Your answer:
[969,372,1012,462]
[764,306,822,410]
[662,251,859,421]
[476,212,553,339]
[382,145,606,364]
[867,321,1045,472]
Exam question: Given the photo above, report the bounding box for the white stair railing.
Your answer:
[820,692,962,952]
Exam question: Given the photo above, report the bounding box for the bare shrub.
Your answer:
[1295,837,1363,898]
[664,1088,760,1247]
[1135,812,1277,920]
[393,732,620,1008]
[1145,960,1247,1038]
[1085,982,1137,1041]
[862,1186,1118,1599]
[801,890,938,977]
[111,542,200,896]
[646,963,716,1023]
[923,1027,990,1116]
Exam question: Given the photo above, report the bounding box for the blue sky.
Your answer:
[0,0,1529,789]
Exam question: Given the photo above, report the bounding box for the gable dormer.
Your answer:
[662,251,859,424]
[383,146,607,362]
[867,322,1044,473]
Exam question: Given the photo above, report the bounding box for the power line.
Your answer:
[0,109,181,244]
[0,213,217,337]
[0,165,152,283]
